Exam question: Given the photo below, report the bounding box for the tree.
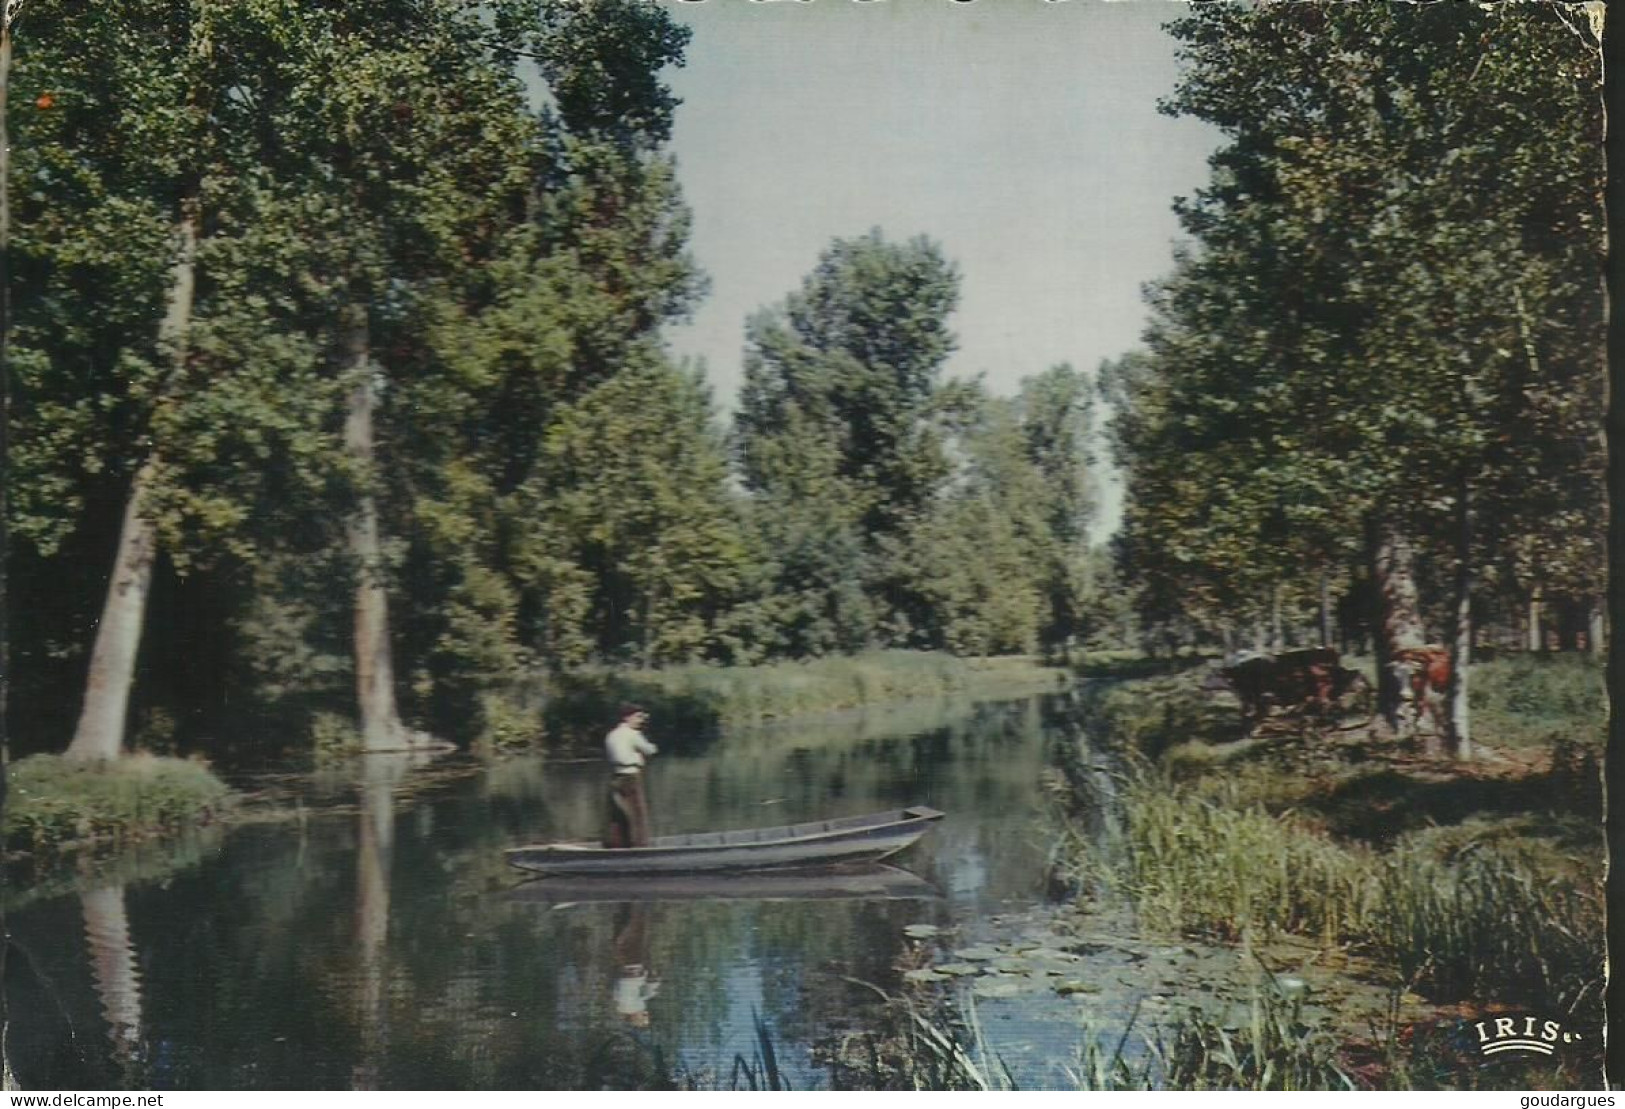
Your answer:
[516,357,753,666]
[1111,3,1602,754]
[735,231,968,647]
[1016,364,1096,656]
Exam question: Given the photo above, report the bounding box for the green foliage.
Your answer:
[544,650,1066,742]
[1468,654,1605,750]
[518,358,752,666]
[1070,756,1602,1011]
[735,230,967,649]
[3,753,231,852]
[1110,4,1604,641]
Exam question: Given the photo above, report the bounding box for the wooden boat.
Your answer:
[506,863,941,904]
[505,805,945,877]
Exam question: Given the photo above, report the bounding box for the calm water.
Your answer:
[5,694,1098,1090]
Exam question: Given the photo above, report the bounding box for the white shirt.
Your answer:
[606,723,658,773]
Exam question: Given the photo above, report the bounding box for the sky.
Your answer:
[654,0,1224,535]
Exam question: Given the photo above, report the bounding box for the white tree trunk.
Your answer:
[67,213,196,761]
[342,309,417,752]
[1444,475,1472,758]
[65,462,160,761]
[1369,514,1427,741]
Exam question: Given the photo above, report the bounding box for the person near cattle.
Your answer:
[604,703,657,848]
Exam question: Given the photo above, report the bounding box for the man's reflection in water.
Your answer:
[611,902,658,1027]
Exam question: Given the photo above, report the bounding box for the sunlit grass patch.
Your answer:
[545,650,1067,745]
[1102,777,1380,943]
[4,752,233,852]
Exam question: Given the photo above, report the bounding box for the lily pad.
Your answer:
[902,924,941,940]
[954,946,1002,962]
[1027,948,1080,964]
[935,963,983,977]
[1054,980,1101,996]
[972,979,1026,999]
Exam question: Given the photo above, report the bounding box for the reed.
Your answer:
[1077,770,1602,1011]
[1375,840,1603,1008]
[544,650,1066,743]
[1103,776,1380,943]
[1152,998,1355,1090]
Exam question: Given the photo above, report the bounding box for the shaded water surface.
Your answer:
[6,694,1089,1089]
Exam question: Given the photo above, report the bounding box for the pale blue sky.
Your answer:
[654,0,1223,535]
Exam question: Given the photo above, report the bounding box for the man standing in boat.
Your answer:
[604,704,657,847]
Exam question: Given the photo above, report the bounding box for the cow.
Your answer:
[1390,645,1451,733]
[1217,647,1367,735]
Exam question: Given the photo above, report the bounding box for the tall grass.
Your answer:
[3,753,232,852]
[1469,655,1605,750]
[828,982,1352,1090]
[1376,840,1603,1009]
[1151,990,1355,1091]
[1076,770,1602,1010]
[1097,776,1382,943]
[544,650,1066,744]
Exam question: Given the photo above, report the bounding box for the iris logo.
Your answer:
[1473,1015,1578,1058]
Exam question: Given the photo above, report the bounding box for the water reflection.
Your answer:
[80,884,143,1070]
[610,903,656,1028]
[352,749,441,1089]
[9,693,1071,1089]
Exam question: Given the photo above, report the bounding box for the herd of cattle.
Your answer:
[1210,645,1452,735]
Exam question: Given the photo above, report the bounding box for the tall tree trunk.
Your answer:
[65,461,161,761]
[1368,513,1426,738]
[1269,582,1283,652]
[1444,474,1473,758]
[1318,571,1333,649]
[66,213,197,761]
[1527,592,1543,652]
[1588,596,1605,656]
[343,308,415,752]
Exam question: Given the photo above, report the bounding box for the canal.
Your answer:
[7,693,1102,1089]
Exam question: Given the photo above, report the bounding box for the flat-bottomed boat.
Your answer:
[505,805,944,876]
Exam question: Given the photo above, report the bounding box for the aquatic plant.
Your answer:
[1375,840,1603,1009]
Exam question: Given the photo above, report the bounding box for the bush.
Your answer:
[4,753,233,852]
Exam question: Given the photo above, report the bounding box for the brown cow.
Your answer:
[1391,645,1451,733]
[1220,648,1360,734]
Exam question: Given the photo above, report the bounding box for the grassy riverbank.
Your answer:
[540,650,1070,747]
[1048,652,1605,1088]
[3,753,232,854]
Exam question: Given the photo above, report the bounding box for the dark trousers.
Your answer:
[605,772,651,848]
